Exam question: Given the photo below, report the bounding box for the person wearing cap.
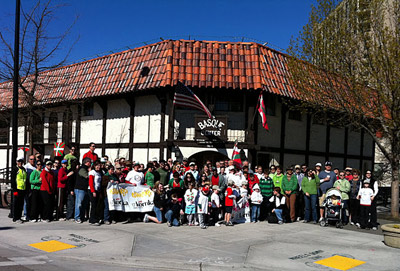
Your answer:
[268,165,277,179]
[317,161,336,221]
[281,167,298,222]
[74,157,91,223]
[29,160,43,222]
[56,159,73,220]
[250,184,263,223]
[82,142,99,163]
[210,185,221,226]
[360,170,378,230]
[40,160,56,222]
[125,162,144,186]
[185,162,199,182]
[12,158,27,223]
[315,163,322,175]
[344,167,353,181]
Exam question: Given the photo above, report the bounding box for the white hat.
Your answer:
[315,163,322,167]
[228,166,235,171]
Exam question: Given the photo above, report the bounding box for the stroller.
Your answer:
[320,188,344,229]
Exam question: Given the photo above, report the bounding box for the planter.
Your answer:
[382,224,400,249]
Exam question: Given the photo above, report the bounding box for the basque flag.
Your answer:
[232,140,242,169]
[257,92,269,131]
[54,142,65,156]
[173,81,213,119]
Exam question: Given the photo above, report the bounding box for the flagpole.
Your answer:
[250,91,262,129]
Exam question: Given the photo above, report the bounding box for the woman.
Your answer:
[88,161,103,226]
[199,173,209,187]
[66,159,78,221]
[168,172,185,199]
[144,163,155,188]
[40,161,55,222]
[184,173,195,189]
[57,160,73,220]
[281,167,298,222]
[144,181,167,224]
[349,169,361,225]
[272,166,284,190]
[334,170,350,224]
[29,161,43,222]
[301,169,319,223]
[12,158,27,223]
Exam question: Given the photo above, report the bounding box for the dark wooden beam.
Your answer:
[359,128,365,171]
[305,113,311,166]
[76,104,82,153]
[167,89,175,158]
[343,127,349,168]
[125,98,135,161]
[156,93,167,160]
[325,124,331,161]
[98,101,108,157]
[279,103,287,165]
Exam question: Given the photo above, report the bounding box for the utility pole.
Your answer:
[10,0,21,217]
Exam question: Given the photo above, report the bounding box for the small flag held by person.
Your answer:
[173,81,212,118]
[257,92,269,131]
[232,140,242,169]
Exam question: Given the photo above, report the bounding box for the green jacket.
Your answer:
[281,175,298,195]
[272,174,284,189]
[30,170,42,190]
[16,167,27,190]
[301,176,319,195]
[333,179,350,200]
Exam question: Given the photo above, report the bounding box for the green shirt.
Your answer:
[156,168,168,186]
[259,176,274,197]
[145,171,155,188]
[272,174,284,190]
[333,179,350,200]
[281,175,298,195]
[301,176,319,195]
[30,170,42,190]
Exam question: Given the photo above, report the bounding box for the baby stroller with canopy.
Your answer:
[320,188,344,229]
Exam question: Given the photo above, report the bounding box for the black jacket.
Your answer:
[74,165,89,190]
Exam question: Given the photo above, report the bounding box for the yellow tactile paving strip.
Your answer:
[315,255,365,270]
[29,240,76,253]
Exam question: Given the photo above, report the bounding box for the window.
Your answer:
[288,109,302,121]
[83,102,94,116]
[48,112,58,142]
[214,94,243,112]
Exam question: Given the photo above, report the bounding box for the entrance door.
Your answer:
[188,151,229,167]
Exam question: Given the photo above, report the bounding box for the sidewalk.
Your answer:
[0,208,398,271]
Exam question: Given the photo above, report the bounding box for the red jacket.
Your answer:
[40,169,55,194]
[83,151,99,162]
[58,167,68,189]
[248,175,260,193]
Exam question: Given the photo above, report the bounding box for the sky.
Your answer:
[0,0,315,66]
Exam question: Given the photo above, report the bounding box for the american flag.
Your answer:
[173,82,212,118]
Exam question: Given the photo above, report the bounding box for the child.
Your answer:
[240,181,251,223]
[210,185,221,226]
[356,180,374,229]
[250,184,263,223]
[269,187,286,224]
[197,185,210,229]
[184,182,198,226]
[327,194,341,217]
[224,180,235,226]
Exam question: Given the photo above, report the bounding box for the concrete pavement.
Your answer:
[0,208,398,271]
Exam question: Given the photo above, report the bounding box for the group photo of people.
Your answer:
[11,143,379,231]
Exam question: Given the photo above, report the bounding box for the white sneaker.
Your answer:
[350,222,355,226]
[143,214,149,223]
[318,217,323,222]
[356,223,361,228]
[372,227,377,231]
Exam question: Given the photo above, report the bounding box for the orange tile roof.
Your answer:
[0,39,300,109]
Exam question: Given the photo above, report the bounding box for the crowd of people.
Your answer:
[11,143,379,230]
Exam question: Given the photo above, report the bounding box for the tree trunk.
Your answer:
[391,163,399,218]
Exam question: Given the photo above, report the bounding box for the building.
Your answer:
[0,39,375,171]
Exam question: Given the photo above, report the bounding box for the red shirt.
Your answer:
[58,167,68,189]
[248,176,259,193]
[345,175,353,181]
[225,187,233,207]
[211,175,219,186]
[83,151,99,162]
[40,169,55,194]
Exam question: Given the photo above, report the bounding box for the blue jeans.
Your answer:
[154,206,163,222]
[104,196,110,222]
[304,194,317,222]
[165,210,179,226]
[74,189,88,221]
[251,204,260,222]
[275,209,283,222]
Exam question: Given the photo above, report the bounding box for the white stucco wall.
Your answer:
[104,148,129,162]
[133,95,161,143]
[347,129,361,155]
[132,148,149,164]
[106,99,130,144]
[309,124,326,152]
[0,149,7,168]
[80,102,103,144]
[285,118,307,150]
[329,127,345,153]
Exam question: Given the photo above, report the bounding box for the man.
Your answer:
[57,160,73,220]
[125,162,144,186]
[12,158,27,223]
[294,165,305,221]
[318,161,336,221]
[74,157,91,223]
[23,155,36,221]
[181,158,190,173]
[269,165,277,179]
[255,166,264,181]
[64,146,77,170]
[242,160,253,173]
[156,160,168,186]
[301,164,308,174]
[258,169,274,221]
[82,142,99,162]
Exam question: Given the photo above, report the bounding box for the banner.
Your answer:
[107,183,154,212]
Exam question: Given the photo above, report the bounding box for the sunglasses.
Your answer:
[339,174,345,176]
